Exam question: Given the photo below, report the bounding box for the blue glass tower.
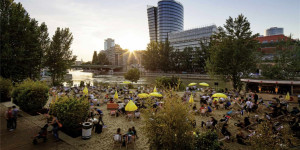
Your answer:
[147,0,183,42]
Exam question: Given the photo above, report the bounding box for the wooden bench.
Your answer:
[107,103,119,110]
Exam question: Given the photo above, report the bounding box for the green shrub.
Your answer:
[50,96,89,129]
[194,130,220,150]
[0,77,13,102]
[124,68,140,83]
[155,76,182,90]
[12,79,49,113]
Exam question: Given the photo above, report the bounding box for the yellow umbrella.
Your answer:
[212,93,227,98]
[125,100,138,111]
[189,95,194,103]
[188,83,197,86]
[149,92,162,97]
[123,81,131,84]
[114,91,118,99]
[138,93,150,98]
[153,86,157,92]
[83,86,88,96]
[199,82,209,87]
[285,92,290,101]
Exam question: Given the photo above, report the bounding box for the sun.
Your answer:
[129,49,135,52]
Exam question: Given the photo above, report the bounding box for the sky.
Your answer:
[16,0,300,61]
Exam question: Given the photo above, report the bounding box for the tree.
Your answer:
[0,77,13,102]
[0,0,49,82]
[159,41,173,72]
[206,14,259,91]
[142,41,160,71]
[92,51,98,64]
[124,68,140,83]
[44,28,76,86]
[142,91,195,149]
[97,51,109,65]
[181,47,194,72]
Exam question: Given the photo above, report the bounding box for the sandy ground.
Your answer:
[1,91,299,150]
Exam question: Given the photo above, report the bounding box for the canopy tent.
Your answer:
[83,86,88,96]
[138,93,150,98]
[125,100,138,111]
[212,93,227,98]
[199,82,209,87]
[285,92,290,100]
[189,94,194,103]
[123,81,132,84]
[150,92,163,97]
[188,83,197,86]
[153,86,157,93]
[114,91,118,99]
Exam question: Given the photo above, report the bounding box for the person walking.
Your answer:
[51,115,61,141]
[4,107,13,131]
[12,106,19,129]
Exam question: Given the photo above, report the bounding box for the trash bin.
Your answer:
[82,122,93,139]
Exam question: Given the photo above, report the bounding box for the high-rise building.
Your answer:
[265,27,284,36]
[147,6,158,42]
[104,38,115,50]
[147,0,183,42]
[169,25,217,51]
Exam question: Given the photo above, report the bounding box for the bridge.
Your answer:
[71,65,123,70]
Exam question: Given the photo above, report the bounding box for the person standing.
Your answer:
[51,115,60,141]
[5,107,13,131]
[12,106,19,129]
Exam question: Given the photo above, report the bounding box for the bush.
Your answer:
[155,76,182,90]
[142,90,195,149]
[124,68,140,83]
[50,96,89,130]
[12,79,49,113]
[194,130,220,150]
[0,77,13,102]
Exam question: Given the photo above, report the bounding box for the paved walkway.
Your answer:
[0,102,75,150]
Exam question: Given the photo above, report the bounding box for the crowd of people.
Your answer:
[5,84,300,148]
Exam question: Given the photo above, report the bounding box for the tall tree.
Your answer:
[0,0,48,82]
[159,41,173,72]
[92,51,98,64]
[97,51,109,65]
[206,14,259,91]
[44,28,76,86]
[181,47,194,72]
[142,41,160,71]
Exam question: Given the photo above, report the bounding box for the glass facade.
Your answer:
[147,6,158,42]
[147,0,183,42]
[168,25,217,51]
[265,27,284,36]
[157,0,183,42]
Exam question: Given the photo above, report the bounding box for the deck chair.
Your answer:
[113,134,122,149]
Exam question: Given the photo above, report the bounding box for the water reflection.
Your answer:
[68,70,150,87]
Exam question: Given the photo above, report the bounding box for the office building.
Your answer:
[147,0,184,42]
[147,6,158,42]
[265,27,284,36]
[169,25,217,51]
[104,38,115,50]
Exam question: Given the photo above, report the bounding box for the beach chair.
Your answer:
[113,134,122,149]
[126,135,135,150]
[127,113,133,121]
[110,110,117,117]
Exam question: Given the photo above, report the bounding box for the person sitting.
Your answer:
[114,128,122,143]
[201,117,218,129]
[234,120,245,128]
[134,110,140,119]
[220,124,231,142]
[225,100,231,109]
[244,117,251,127]
[126,128,135,143]
[291,107,300,116]
[220,115,231,123]
[132,126,138,139]
[236,130,247,145]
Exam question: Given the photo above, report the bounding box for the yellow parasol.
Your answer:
[138,93,150,98]
[199,82,209,87]
[189,95,194,103]
[123,81,131,84]
[285,92,290,101]
[188,83,197,86]
[83,86,88,96]
[114,91,118,99]
[125,100,138,111]
[153,86,157,92]
[212,93,227,98]
[149,92,162,97]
